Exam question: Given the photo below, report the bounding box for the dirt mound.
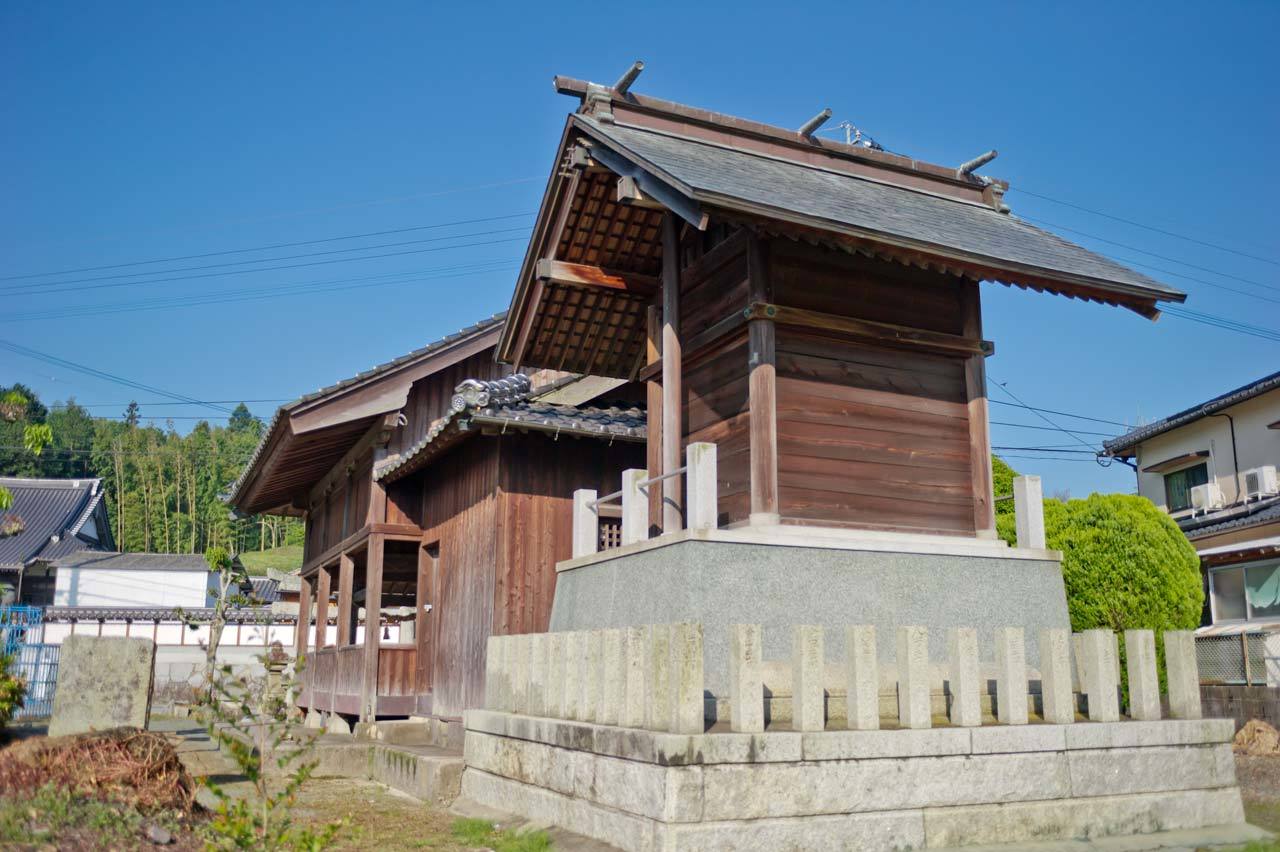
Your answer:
[0,727,196,812]
[1234,719,1280,756]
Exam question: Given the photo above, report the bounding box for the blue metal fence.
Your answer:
[11,643,59,718]
[1,606,57,719]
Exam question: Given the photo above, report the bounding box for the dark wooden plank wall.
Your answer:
[768,243,976,534]
[684,333,751,525]
[302,451,373,563]
[494,432,646,637]
[415,437,500,719]
[388,351,508,457]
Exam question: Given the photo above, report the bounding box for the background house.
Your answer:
[51,551,223,608]
[0,477,114,605]
[1103,370,1280,632]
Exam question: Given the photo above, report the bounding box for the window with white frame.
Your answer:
[1210,559,1280,623]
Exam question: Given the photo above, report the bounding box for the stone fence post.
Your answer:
[1013,475,1046,550]
[685,442,718,532]
[572,489,599,558]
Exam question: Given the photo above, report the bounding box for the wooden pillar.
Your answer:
[360,534,385,722]
[961,280,996,537]
[746,236,778,523]
[336,554,354,646]
[660,213,683,533]
[414,543,435,702]
[646,303,664,536]
[313,565,331,651]
[295,574,313,661]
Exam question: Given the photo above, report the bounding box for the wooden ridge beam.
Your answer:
[535,258,658,297]
[748,302,994,358]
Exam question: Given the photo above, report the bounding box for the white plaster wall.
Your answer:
[54,568,211,608]
[1133,389,1280,514]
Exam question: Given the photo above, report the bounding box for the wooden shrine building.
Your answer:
[227,315,644,723]
[500,65,1187,541]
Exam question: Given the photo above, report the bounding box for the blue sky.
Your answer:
[2,1,1276,499]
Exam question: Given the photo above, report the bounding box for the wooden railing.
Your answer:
[572,442,718,559]
[299,643,412,717]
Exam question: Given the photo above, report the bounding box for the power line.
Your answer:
[1162,307,1280,343]
[0,339,234,414]
[1018,216,1280,302]
[0,211,535,283]
[1010,187,1279,267]
[3,228,531,296]
[991,446,1099,454]
[987,399,1129,427]
[994,453,1101,464]
[990,421,1116,438]
[20,175,543,252]
[988,376,1107,456]
[63,399,290,408]
[3,259,520,324]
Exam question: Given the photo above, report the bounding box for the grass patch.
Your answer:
[238,544,303,576]
[0,783,192,849]
[452,817,551,852]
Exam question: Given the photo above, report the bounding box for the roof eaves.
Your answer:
[1104,370,1280,455]
[226,312,508,507]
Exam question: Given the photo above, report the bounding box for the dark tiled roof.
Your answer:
[51,551,211,571]
[375,374,645,481]
[577,116,1184,305]
[1183,498,1280,540]
[1104,370,1280,456]
[225,312,507,507]
[250,577,281,604]
[0,478,112,569]
[42,605,287,624]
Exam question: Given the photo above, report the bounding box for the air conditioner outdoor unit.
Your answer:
[1244,465,1279,500]
[1190,482,1225,513]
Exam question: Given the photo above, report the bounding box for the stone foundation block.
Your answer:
[1067,743,1236,797]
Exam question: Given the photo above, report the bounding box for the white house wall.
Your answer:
[53,567,212,608]
[1134,389,1280,514]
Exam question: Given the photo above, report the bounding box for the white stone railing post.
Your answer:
[1125,629,1160,721]
[685,442,718,532]
[793,625,825,732]
[1082,629,1120,722]
[572,489,599,558]
[1165,630,1202,719]
[995,627,1029,725]
[947,627,981,727]
[846,625,879,731]
[897,626,931,730]
[1038,628,1075,724]
[1013,475,1046,550]
[620,469,649,546]
[730,624,764,733]
[671,622,705,734]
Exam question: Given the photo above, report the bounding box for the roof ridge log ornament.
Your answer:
[798,108,833,139]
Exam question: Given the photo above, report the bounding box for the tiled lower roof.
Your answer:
[1183,498,1280,540]
[42,605,287,623]
[375,375,645,482]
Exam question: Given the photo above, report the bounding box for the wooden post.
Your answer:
[661,213,683,533]
[360,534,385,722]
[572,489,599,558]
[746,236,778,524]
[962,280,996,538]
[414,543,434,702]
[296,574,313,661]
[336,553,354,646]
[314,565,331,651]
[646,304,664,536]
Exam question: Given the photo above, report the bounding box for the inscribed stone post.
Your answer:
[995,627,1029,725]
[896,626,931,730]
[792,625,825,732]
[729,624,764,733]
[846,625,879,731]
[947,627,981,727]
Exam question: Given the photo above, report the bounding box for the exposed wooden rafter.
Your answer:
[534,259,658,298]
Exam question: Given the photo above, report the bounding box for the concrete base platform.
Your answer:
[292,729,464,805]
[550,537,1070,697]
[930,821,1272,851]
[460,710,1259,852]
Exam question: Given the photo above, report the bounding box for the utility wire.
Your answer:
[987,399,1129,427]
[1009,187,1279,267]
[988,376,1107,457]
[0,212,535,283]
[0,339,234,414]
[1162,307,1280,343]
[989,421,1116,438]
[3,228,531,296]
[3,259,519,323]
